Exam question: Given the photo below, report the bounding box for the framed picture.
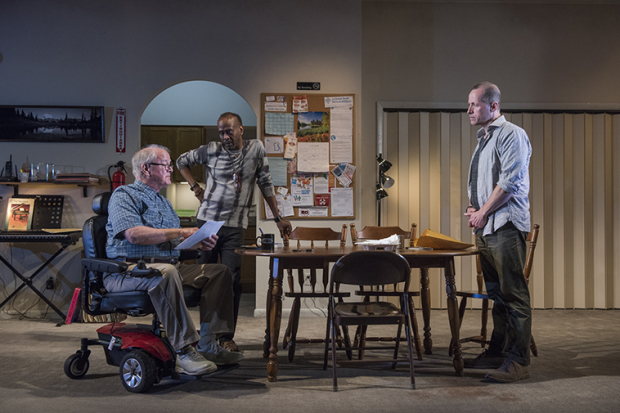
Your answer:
[5,198,35,230]
[0,105,104,143]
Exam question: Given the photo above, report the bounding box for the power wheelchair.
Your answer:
[64,192,232,393]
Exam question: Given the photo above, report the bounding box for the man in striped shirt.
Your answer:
[177,112,292,352]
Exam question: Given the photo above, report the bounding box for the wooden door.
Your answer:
[141,126,206,183]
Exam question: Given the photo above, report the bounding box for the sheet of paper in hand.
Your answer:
[175,220,225,250]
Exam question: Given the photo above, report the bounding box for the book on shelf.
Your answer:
[54,173,99,184]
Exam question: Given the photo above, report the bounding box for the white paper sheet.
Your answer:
[330,107,353,164]
[291,175,314,206]
[330,188,354,217]
[298,142,329,173]
[264,194,294,219]
[324,96,354,108]
[284,133,297,159]
[268,157,288,187]
[265,137,284,154]
[264,102,287,112]
[175,220,224,250]
[298,207,328,217]
[313,173,330,194]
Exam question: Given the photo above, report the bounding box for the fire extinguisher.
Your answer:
[108,161,127,191]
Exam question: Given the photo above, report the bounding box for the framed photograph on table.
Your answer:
[5,198,35,230]
[0,105,104,143]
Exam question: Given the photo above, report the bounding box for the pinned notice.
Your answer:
[324,96,353,108]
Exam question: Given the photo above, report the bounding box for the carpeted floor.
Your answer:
[1,296,619,413]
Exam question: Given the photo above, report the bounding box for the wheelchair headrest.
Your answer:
[92,192,112,216]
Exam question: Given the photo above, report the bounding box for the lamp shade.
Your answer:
[376,183,388,200]
[381,175,395,188]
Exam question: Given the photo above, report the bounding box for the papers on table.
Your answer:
[355,234,400,246]
[175,220,224,250]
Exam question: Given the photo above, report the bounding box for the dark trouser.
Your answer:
[476,222,531,366]
[197,221,244,343]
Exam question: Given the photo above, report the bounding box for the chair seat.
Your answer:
[335,301,405,325]
[455,290,489,299]
[97,291,155,315]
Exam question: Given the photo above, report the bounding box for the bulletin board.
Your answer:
[260,93,356,220]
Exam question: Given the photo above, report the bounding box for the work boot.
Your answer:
[175,345,217,376]
[221,339,240,353]
[200,341,244,365]
[463,349,506,369]
[485,359,530,383]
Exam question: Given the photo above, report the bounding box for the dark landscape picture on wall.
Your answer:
[0,105,104,143]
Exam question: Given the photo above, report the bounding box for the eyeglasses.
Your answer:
[232,172,242,193]
[148,161,174,169]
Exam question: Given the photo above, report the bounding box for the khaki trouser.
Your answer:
[103,262,234,352]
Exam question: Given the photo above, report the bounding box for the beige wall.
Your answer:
[362,1,620,309]
[1,1,619,317]
[0,0,362,317]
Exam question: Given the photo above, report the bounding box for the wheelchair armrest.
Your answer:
[179,249,202,261]
[82,258,129,273]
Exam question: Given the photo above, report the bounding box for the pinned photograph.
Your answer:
[297,111,330,142]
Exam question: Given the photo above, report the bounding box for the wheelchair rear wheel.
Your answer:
[119,350,156,393]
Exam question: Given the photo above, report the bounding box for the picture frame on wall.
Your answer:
[0,105,104,143]
[5,198,35,231]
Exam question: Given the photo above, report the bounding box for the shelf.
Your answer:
[2,179,108,197]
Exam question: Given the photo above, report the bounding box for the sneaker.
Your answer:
[463,350,506,369]
[485,359,530,383]
[175,345,217,376]
[200,342,244,365]
[221,340,240,353]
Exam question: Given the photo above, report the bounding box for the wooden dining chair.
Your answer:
[323,251,417,391]
[282,225,350,362]
[350,223,423,361]
[450,224,540,357]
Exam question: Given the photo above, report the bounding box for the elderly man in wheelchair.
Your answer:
[98,144,243,374]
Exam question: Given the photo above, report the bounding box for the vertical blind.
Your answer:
[381,111,619,309]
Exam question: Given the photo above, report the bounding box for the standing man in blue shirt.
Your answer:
[463,82,533,383]
[104,145,243,375]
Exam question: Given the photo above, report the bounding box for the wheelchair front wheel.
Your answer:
[64,352,90,379]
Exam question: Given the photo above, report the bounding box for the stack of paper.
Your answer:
[414,229,474,250]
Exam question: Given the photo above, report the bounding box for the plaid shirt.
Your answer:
[176,139,275,229]
[106,180,181,259]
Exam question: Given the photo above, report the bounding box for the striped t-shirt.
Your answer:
[176,139,275,229]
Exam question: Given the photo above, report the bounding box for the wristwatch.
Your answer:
[190,182,200,192]
[274,215,282,223]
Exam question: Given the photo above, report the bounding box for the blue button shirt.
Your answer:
[106,180,181,259]
[467,116,532,236]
